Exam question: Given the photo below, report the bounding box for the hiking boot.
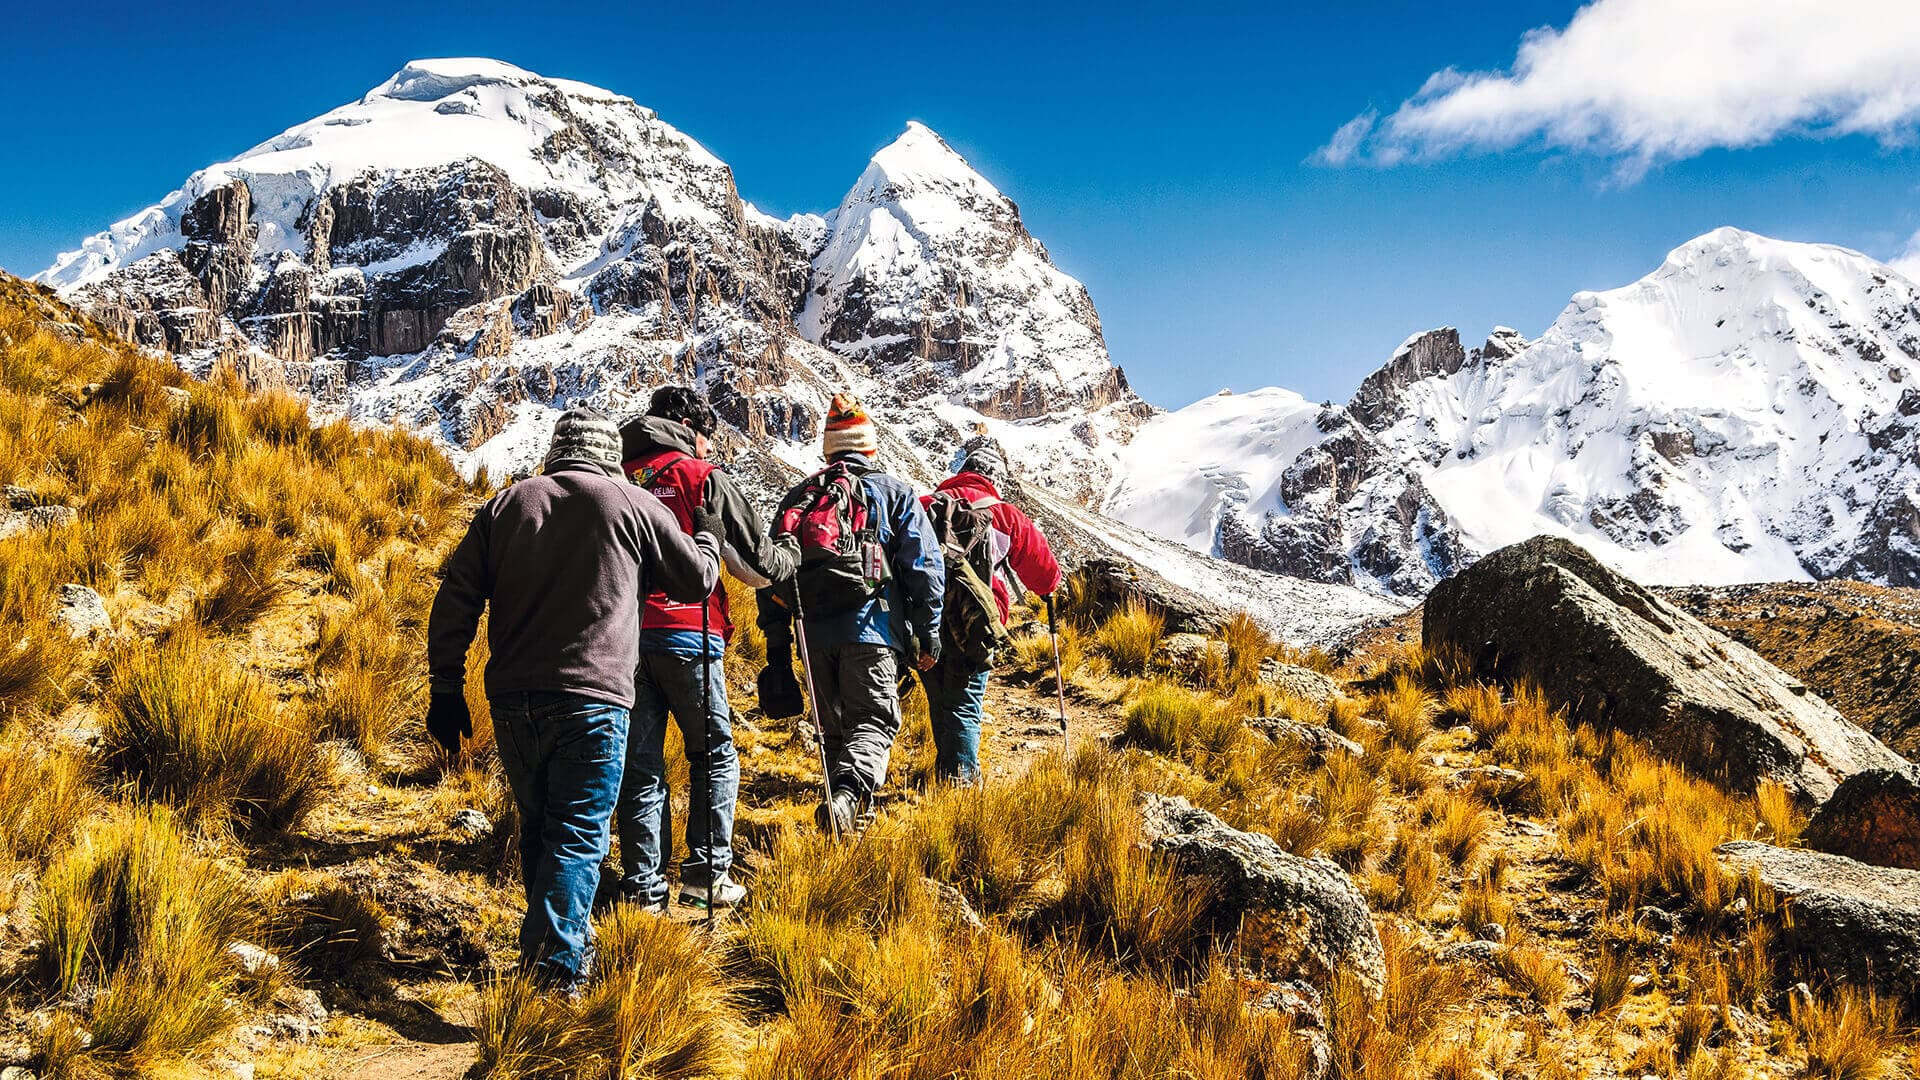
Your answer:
[815,790,862,837]
[678,873,748,910]
[619,889,668,916]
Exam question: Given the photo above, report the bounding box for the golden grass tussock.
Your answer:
[474,906,741,1080]
[1324,924,1470,1080]
[0,735,101,913]
[1790,986,1903,1080]
[102,630,328,831]
[1095,600,1164,675]
[34,806,252,1069]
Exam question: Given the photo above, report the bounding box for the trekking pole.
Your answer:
[1045,593,1069,746]
[699,592,718,931]
[789,588,840,842]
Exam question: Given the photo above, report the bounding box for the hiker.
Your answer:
[762,393,943,835]
[613,387,798,912]
[424,405,720,991]
[918,442,1061,785]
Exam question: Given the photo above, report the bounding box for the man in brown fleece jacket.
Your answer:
[426,405,719,991]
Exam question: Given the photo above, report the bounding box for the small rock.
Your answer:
[219,1062,254,1080]
[448,808,493,840]
[1158,633,1224,672]
[1445,765,1531,795]
[1476,922,1506,943]
[1259,661,1342,708]
[227,940,281,979]
[264,988,328,1041]
[1718,841,1920,1003]
[160,385,192,412]
[1437,940,1505,966]
[1248,979,1325,1029]
[923,878,986,932]
[1628,973,1653,992]
[1804,767,1920,871]
[1635,905,1676,932]
[3,485,43,509]
[52,584,111,639]
[1295,1031,1332,1080]
[1249,717,1364,760]
[1139,793,1385,998]
[0,505,76,541]
[2,1066,39,1080]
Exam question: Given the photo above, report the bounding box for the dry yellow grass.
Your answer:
[34,806,253,1070]
[1095,600,1164,675]
[6,276,1918,1079]
[102,629,328,831]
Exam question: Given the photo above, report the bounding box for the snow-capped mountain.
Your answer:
[40,57,1396,641]
[1109,227,1920,596]
[40,58,1153,495]
[801,121,1150,501]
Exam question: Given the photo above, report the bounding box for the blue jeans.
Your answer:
[925,664,991,786]
[616,649,738,904]
[491,691,630,983]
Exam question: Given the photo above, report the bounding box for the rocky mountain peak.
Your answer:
[1110,227,1920,597]
[1347,327,1468,430]
[849,121,1003,209]
[37,60,1162,507]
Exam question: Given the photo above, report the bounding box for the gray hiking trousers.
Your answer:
[804,641,901,799]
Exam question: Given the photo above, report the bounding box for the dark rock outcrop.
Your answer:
[1424,535,1912,804]
[1805,768,1920,871]
[1139,793,1384,997]
[1717,841,1920,1003]
[1348,328,1466,431]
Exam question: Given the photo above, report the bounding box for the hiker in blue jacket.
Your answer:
[760,393,943,835]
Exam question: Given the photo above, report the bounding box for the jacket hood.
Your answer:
[542,458,622,479]
[936,472,1001,500]
[621,414,700,462]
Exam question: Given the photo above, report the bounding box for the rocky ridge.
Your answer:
[1109,229,1920,597]
[38,58,1398,643]
[39,59,1149,502]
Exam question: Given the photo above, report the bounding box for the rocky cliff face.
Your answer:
[40,60,1150,501]
[40,59,1400,639]
[1110,229,1920,596]
[799,122,1153,501]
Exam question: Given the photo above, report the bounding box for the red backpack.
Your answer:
[775,460,888,617]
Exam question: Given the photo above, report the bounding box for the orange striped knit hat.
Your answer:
[822,392,878,457]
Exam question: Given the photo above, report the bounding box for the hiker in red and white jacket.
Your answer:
[614,387,798,912]
[918,442,1061,786]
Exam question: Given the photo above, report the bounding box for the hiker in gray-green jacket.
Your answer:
[425,405,719,992]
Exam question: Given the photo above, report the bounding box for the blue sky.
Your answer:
[4,0,1918,407]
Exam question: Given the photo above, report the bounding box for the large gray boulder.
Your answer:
[1139,793,1385,998]
[1804,768,1920,871]
[1716,841,1920,1003]
[1425,536,1911,805]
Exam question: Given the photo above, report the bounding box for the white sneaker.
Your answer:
[677,873,748,909]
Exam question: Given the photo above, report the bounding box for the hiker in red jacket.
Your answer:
[917,442,1061,785]
[614,387,798,912]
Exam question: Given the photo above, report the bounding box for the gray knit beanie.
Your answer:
[959,443,1006,481]
[543,405,622,474]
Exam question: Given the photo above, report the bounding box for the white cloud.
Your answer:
[1889,229,1920,282]
[1320,0,1920,176]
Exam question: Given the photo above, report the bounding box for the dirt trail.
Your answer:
[340,1042,474,1080]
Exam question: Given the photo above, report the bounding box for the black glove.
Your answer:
[690,503,724,543]
[757,664,805,719]
[425,692,472,755]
